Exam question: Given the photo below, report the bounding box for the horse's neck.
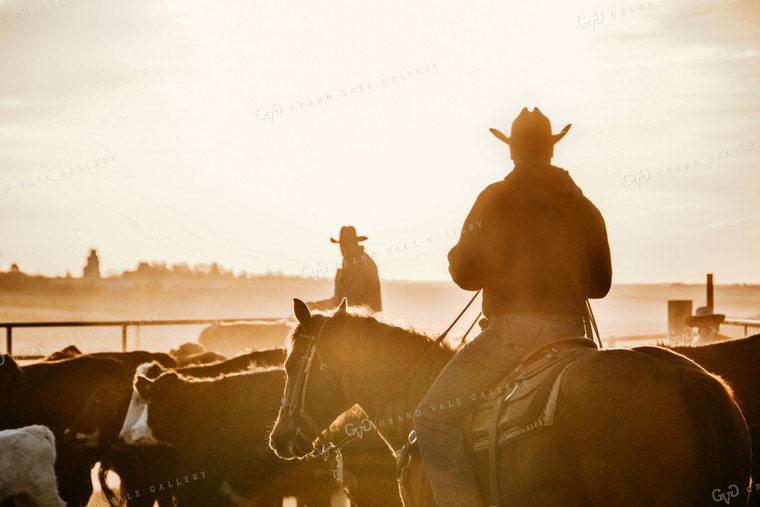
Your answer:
[343,335,452,452]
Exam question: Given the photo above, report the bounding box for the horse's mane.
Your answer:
[288,308,457,354]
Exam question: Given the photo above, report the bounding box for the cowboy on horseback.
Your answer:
[308,226,383,313]
[413,107,613,506]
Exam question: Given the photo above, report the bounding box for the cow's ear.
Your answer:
[293,299,312,329]
[135,376,153,398]
[336,298,348,314]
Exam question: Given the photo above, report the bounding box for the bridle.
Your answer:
[280,317,348,446]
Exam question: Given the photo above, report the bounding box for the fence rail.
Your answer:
[604,317,759,348]
[1,317,287,358]
[3,315,758,360]
[720,317,760,339]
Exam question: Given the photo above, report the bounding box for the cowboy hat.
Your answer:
[489,107,571,146]
[330,226,368,245]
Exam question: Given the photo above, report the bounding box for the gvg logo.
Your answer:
[344,418,374,440]
[256,104,283,124]
[712,484,740,505]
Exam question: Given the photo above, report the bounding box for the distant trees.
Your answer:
[0,255,298,293]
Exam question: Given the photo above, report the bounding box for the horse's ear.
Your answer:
[293,298,312,329]
[337,297,348,314]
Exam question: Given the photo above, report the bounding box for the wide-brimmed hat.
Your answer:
[489,107,571,147]
[330,226,368,245]
[685,306,726,328]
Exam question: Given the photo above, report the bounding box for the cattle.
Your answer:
[198,320,294,357]
[1,350,179,506]
[45,345,82,361]
[119,367,344,506]
[665,333,760,506]
[63,363,175,507]
[75,349,285,448]
[0,354,124,506]
[174,350,228,367]
[170,342,205,359]
[163,347,286,378]
[668,334,760,424]
[64,349,285,506]
[0,425,65,507]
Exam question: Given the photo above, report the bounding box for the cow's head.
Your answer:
[118,362,172,446]
[65,375,130,447]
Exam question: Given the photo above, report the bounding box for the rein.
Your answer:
[379,291,482,413]
[584,300,603,348]
[280,319,359,505]
[435,290,481,345]
[283,293,483,499]
[281,318,347,444]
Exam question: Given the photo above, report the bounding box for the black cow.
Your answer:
[665,334,760,506]
[45,345,82,361]
[174,350,228,367]
[0,354,125,506]
[1,350,179,506]
[160,347,286,378]
[66,349,286,506]
[70,349,287,445]
[120,367,343,506]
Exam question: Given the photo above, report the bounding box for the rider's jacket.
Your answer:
[448,162,612,317]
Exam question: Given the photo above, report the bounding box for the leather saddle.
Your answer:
[466,337,598,454]
[395,337,598,507]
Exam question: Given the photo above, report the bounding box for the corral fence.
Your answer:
[1,317,287,360]
[605,317,759,348]
[720,317,760,339]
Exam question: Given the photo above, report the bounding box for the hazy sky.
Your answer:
[1,0,758,283]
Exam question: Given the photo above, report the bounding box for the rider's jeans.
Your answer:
[413,312,585,507]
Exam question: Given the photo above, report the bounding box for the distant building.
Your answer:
[83,249,101,280]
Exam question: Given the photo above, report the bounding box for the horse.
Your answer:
[269,299,752,506]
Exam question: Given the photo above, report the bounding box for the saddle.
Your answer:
[466,337,597,454]
[395,337,598,507]
[466,336,598,507]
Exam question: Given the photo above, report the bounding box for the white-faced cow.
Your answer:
[119,366,344,506]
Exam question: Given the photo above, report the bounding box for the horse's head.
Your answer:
[269,298,353,459]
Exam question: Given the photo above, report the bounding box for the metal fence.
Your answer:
[595,317,759,348]
[3,315,758,360]
[720,317,760,339]
[1,317,286,360]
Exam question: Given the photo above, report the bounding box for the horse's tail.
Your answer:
[676,364,751,505]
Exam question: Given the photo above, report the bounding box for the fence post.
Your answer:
[5,326,11,356]
[121,325,128,352]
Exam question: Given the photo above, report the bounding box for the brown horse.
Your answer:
[269,300,752,506]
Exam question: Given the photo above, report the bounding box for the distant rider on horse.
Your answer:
[413,107,613,506]
[308,226,382,313]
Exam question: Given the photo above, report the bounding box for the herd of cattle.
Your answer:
[0,322,399,506]
[1,319,759,507]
